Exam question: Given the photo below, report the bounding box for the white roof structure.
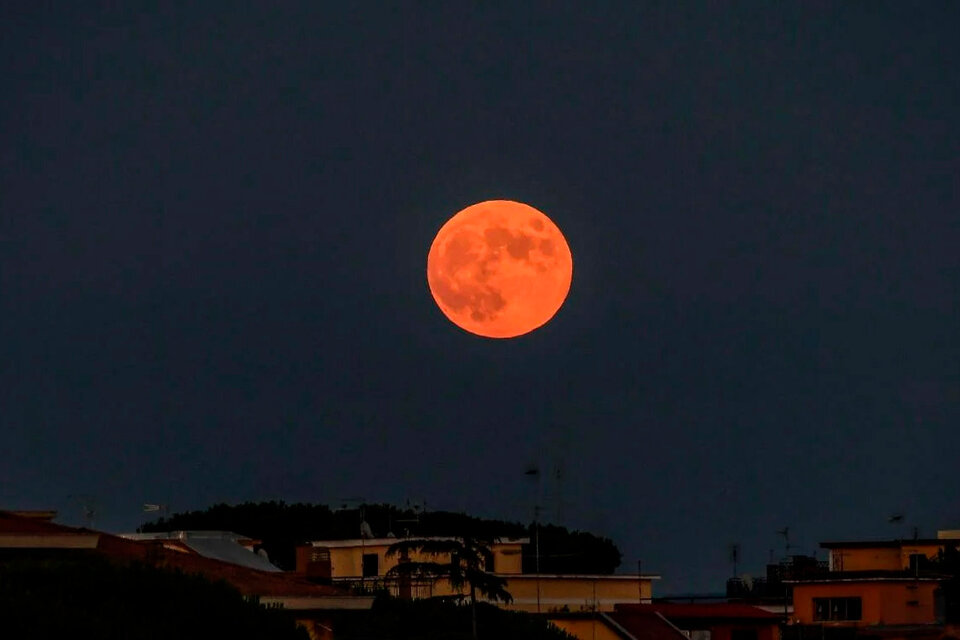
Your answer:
[122,530,281,572]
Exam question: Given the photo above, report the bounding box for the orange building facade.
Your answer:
[788,531,959,635]
[297,536,658,614]
[824,540,952,574]
[791,578,941,626]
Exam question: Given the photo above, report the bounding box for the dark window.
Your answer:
[909,554,925,571]
[732,630,758,640]
[813,597,862,621]
[362,553,379,577]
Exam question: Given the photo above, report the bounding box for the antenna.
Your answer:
[396,499,425,536]
[728,543,741,577]
[142,503,169,527]
[68,494,98,529]
[549,422,570,524]
[776,527,791,557]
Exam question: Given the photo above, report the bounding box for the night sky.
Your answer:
[2,3,958,593]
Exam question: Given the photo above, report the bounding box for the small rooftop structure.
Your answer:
[122,530,281,572]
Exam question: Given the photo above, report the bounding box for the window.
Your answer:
[362,553,379,577]
[813,597,862,621]
[908,553,925,572]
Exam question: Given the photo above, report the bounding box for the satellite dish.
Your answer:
[360,520,374,539]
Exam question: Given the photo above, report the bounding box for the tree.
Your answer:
[387,536,512,639]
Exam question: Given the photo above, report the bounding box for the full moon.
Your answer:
[427,200,573,338]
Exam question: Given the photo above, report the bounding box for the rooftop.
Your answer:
[501,573,661,580]
[606,608,708,640]
[786,570,947,584]
[0,510,369,609]
[122,530,281,572]
[820,532,960,549]
[310,536,530,548]
[615,603,784,621]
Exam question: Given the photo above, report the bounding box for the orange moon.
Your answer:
[427,200,573,339]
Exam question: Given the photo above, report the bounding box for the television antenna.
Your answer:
[396,499,427,536]
[728,543,741,577]
[67,494,98,529]
[776,527,791,557]
[548,422,570,524]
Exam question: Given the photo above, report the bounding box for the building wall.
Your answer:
[705,623,779,640]
[320,541,524,579]
[828,543,946,572]
[492,544,523,574]
[548,617,625,640]
[792,581,939,626]
[830,548,901,572]
[898,542,945,568]
[502,576,653,613]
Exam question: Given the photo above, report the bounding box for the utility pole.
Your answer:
[637,560,643,603]
[535,504,541,613]
[524,464,542,614]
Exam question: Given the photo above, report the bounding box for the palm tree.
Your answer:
[386,535,512,638]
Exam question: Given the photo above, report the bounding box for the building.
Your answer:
[122,530,282,572]
[613,603,783,640]
[548,609,689,640]
[790,573,941,627]
[821,537,957,574]
[785,530,960,640]
[505,572,655,613]
[727,554,828,611]
[297,535,658,613]
[0,510,373,640]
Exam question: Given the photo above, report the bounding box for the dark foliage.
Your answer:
[329,596,575,640]
[140,501,622,574]
[0,550,308,640]
[387,536,512,638]
[528,523,621,574]
[386,537,513,604]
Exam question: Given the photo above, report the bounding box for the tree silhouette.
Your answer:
[387,536,512,639]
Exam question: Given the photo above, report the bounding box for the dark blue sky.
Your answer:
[2,3,958,593]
